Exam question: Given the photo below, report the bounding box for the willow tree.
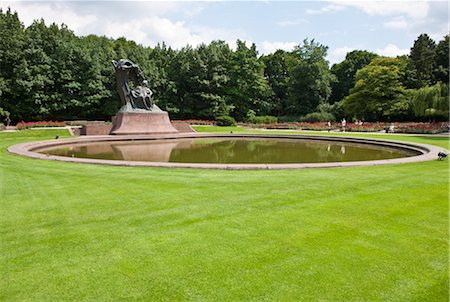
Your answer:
[412,82,449,120]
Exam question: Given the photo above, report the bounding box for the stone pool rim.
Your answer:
[7,133,441,170]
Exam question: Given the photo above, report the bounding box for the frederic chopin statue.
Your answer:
[112,59,160,112]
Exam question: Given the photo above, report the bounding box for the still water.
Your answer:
[39,138,417,164]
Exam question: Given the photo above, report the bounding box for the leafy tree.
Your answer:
[408,34,436,88]
[287,39,335,116]
[79,35,118,119]
[227,40,272,121]
[433,35,449,84]
[195,41,233,118]
[412,82,449,120]
[147,42,178,114]
[330,50,377,103]
[343,57,412,121]
[261,50,294,116]
[0,8,28,122]
[1,8,446,123]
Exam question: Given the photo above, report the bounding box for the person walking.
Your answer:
[341,118,346,132]
[5,116,11,127]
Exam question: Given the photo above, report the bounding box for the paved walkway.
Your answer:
[2,125,449,137]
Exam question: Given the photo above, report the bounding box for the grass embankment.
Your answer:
[0,129,448,301]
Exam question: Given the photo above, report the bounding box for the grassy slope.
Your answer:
[0,129,448,301]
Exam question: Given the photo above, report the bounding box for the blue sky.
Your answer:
[2,1,449,64]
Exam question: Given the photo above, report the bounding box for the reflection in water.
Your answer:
[39,138,418,164]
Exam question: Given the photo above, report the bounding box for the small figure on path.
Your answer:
[389,123,395,133]
[5,116,11,127]
[327,121,331,132]
[341,118,346,132]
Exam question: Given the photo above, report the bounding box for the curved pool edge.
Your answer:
[7,133,443,170]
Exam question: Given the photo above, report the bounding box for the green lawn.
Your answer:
[0,128,448,301]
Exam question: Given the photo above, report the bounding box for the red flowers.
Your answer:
[16,121,65,130]
[260,122,448,134]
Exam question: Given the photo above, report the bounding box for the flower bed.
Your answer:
[249,122,449,134]
[391,122,449,134]
[173,119,216,125]
[16,121,66,130]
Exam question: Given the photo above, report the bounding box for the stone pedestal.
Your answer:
[110,111,178,135]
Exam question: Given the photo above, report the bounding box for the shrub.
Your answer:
[278,116,299,123]
[248,115,278,124]
[173,119,216,125]
[216,116,236,126]
[299,112,335,122]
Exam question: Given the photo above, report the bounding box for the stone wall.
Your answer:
[81,124,113,136]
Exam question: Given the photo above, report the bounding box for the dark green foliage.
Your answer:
[299,112,335,122]
[407,34,436,88]
[0,9,447,124]
[261,50,293,116]
[216,115,236,126]
[287,39,335,116]
[0,8,27,121]
[330,50,378,103]
[412,83,449,120]
[433,35,449,84]
[226,40,273,121]
[164,41,234,120]
[343,57,413,121]
[247,115,278,124]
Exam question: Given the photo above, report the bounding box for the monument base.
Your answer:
[110,111,179,135]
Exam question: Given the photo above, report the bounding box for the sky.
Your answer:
[1,0,449,64]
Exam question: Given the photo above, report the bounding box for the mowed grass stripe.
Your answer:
[0,129,448,301]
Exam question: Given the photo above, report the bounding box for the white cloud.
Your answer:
[376,44,409,57]
[1,1,241,49]
[259,41,298,54]
[277,19,309,27]
[101,17,203,48]
[334,1,430,19]
[312,1,447,43]
[3,2,98,33]
[306,4,345,14]
[327,46,356,65]
[384,17,408,29]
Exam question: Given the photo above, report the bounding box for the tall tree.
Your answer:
[330,50,377,103]
[146,42,178,115]
[343,57,411,121]
[80,35,118,119]
[408,34,436,88]
[195,41,233,118]
[227,40,272,120]
[433,35,449,84]
[287,39,335,116]
[412,82,449,120]
[0,8,28,121]
[261,50,295,116]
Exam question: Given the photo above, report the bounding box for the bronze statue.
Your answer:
[112,59,155,111]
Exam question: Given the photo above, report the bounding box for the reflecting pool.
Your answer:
[38,137,419,164]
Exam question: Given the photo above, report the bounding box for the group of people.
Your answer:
[326,118,364,133]
[326,118,351,132]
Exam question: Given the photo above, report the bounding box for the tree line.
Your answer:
[0,8,448,124]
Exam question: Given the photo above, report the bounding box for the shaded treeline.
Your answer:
[0,8,448,123]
